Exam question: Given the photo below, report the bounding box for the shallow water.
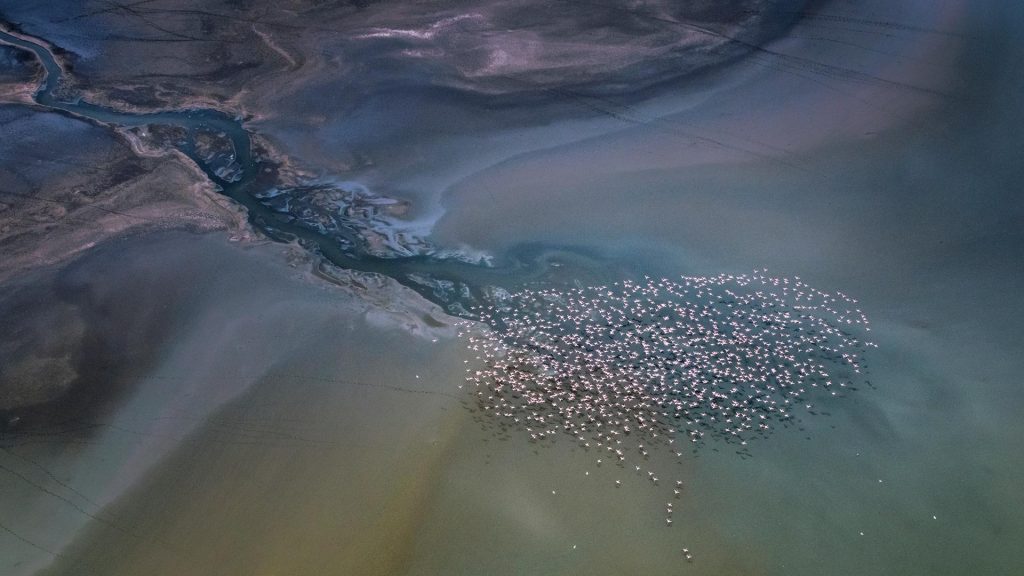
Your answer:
[2,1,1023,574]
[425,3,1024,573]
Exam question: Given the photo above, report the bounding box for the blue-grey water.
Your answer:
[1,1,1022,575]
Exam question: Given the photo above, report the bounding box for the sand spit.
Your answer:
[0,105,252,284]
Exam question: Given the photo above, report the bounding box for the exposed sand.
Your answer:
[0,105,252,285]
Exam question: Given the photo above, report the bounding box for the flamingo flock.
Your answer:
[457,270,875,535]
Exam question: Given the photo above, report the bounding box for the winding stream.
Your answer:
[0,25,612,312]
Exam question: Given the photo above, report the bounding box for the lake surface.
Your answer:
[1,1,1022,574]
